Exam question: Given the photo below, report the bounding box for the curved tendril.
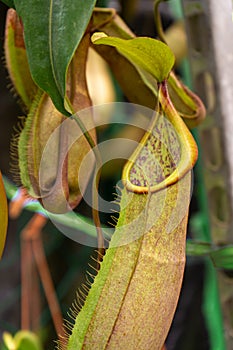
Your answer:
[154,0,168,44]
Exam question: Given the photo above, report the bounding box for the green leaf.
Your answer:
[186,240,213,256]
[14,0,97,116]
[1,0,15,8]
[186,240,233,270]
[15,331,43,350]
[0,172,8,259]
[3,331,43,350]
[92,33,175,82]
[2,332,15,349]
[210,246,233,270]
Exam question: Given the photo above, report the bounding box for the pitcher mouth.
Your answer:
[122,81,198,194]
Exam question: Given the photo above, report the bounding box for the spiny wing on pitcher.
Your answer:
[0,172,8,259]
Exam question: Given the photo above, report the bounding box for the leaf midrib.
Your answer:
[49,0,61,99]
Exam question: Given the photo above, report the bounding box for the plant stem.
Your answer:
[4,176,99,236]
[20,235,32,330]
[21,213,65,341]
[154,0,167,43]
[31,217,65,341]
